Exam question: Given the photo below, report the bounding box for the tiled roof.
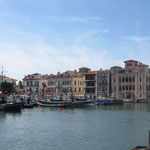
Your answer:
[84,71,97,75]
[124,59,138,62]
[60,70,83,78]
[23,73,41,80]
[138,63,148,66]
[0,75,16,82]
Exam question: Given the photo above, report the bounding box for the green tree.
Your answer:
[0,81,14,94]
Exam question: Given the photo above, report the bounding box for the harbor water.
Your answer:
[0,104,150,150]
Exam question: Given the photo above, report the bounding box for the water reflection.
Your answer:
[97,103,150,112]
[0,111,6,119]
[36,103,150,113]
[0,111,22,120]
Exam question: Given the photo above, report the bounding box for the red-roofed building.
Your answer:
[23,73,42,95]
[46,69,85,96]
[0,75,16,84]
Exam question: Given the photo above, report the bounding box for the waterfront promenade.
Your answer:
[0,103,150,150]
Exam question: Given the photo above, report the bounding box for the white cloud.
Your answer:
[48,16,102,23]
[0,40,119,80]
[127,35,150,42]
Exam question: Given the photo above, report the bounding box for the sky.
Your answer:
[0,0,150,80]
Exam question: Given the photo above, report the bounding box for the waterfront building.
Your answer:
[23,73,41,95]
[0,75,16,84]
[46,71,73,96]
[110,60,150,101]
[46,70,84,96]
[84,71,97,98]
[97,69,110,98]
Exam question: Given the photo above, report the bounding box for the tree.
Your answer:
[0,81,14,94]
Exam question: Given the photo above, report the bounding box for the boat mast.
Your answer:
[1,65,3,84]
[1,65,5,101]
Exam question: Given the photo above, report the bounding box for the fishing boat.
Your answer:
[0,102,22,112]
[95,97,114,105]
[0,95,22,111]
[72,96,95,107]
[38,96,72,107]
[96,97,124,105]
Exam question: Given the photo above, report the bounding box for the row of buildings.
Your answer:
[23,60,150,101]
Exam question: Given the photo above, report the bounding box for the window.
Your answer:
[123,86,125,90]
[127,63,132,66]
[119,77,121,82]
[119,86,121,91]
[79,88,81,92]
[114,86,116,91]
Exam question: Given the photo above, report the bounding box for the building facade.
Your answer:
[110,60,150,101]
[46,70,85,96]
[23,73,41,95]
[84,71,97,98]
[97,70,110,98]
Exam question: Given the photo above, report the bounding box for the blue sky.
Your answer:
[0,0,150,80]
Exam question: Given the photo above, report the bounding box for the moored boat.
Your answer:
[38,96,72,107]
[0,95,22,112]
[72,96,95,107]
[95,97,114,105]
[0,102,22,112]
[96,97,124,105]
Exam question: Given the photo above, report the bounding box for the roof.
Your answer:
[0,75,16,82]
[124,59,138,62]
[84,71,97,75]
[23,73,41,80]
[60,70,83,78]
[138,63,148,66]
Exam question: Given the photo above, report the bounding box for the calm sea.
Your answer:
[0,104,150,150]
